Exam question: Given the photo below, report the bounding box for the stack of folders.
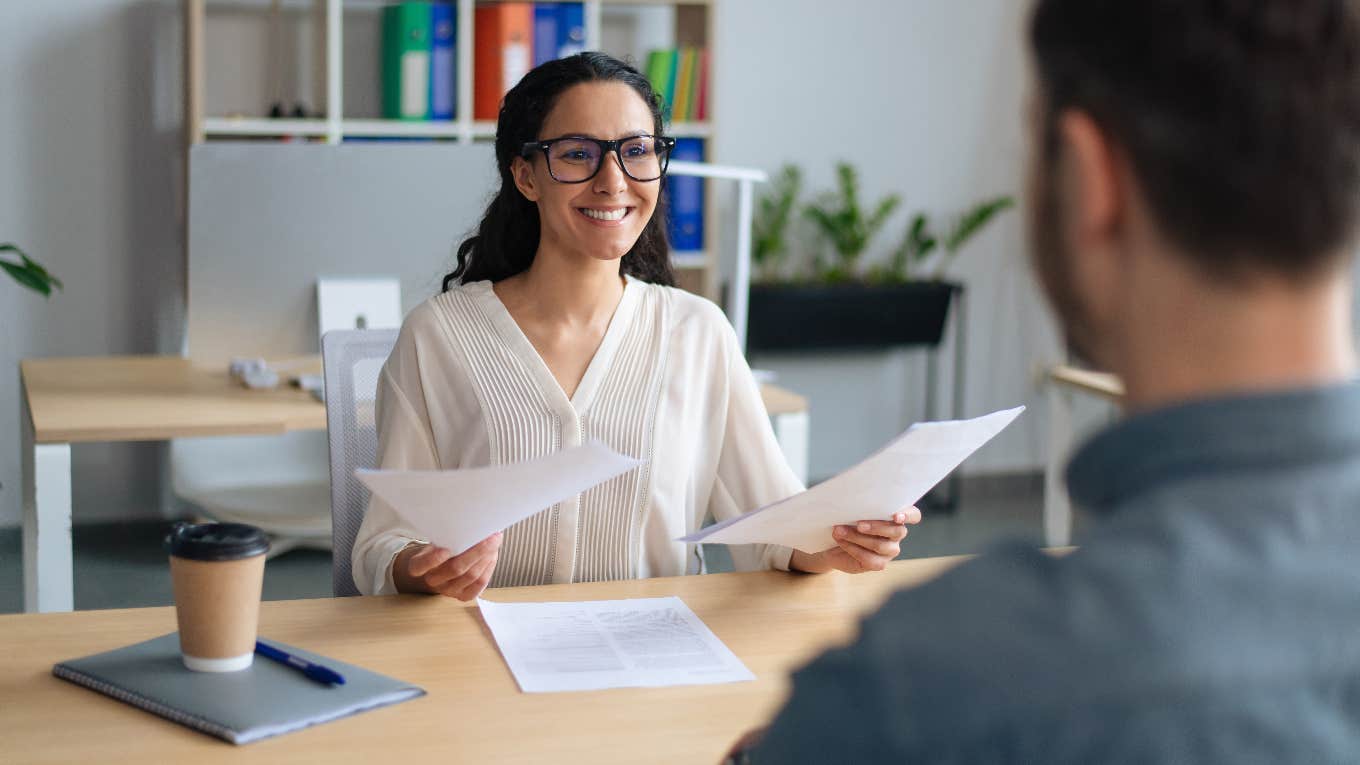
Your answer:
[474,2,585,120]
[52,633,424,745]
[380,2,586,122]
[644,47,710,124]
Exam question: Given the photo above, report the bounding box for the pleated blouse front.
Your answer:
[351,277,800,595]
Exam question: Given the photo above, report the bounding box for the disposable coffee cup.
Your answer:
[165,522,269,672]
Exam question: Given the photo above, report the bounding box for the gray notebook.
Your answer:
[53,633,425,745]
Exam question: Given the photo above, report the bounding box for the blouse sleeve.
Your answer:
[707,319,804,572]
[350,334,440,595]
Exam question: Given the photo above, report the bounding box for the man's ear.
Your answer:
[511,156,539,202]
[1057,110,1122,254]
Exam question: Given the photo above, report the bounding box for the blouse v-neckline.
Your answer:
[471,277,640,414]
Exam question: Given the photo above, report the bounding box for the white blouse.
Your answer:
[352,276,802,595]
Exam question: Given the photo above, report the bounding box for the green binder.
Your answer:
[645,49,678,119]
[383,3,433,121]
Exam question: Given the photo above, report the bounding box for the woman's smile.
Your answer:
[576,206,633,225]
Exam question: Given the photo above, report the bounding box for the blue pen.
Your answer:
[255,641,346,686]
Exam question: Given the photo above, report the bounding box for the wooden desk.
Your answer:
[18,356,812,614]
[0,558,963,764]
[1045,364,1124,547]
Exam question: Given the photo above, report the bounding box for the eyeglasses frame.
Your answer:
[519,134,678,184]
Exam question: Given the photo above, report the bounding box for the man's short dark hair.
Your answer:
[1031,0,1360,278]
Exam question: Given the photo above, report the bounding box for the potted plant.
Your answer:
[752,164,803,283]
[746,160,1013,353]
[888,197,1015,282]
[2,243,62,297]
[803,162,901,284]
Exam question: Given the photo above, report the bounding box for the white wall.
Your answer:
[0,0,1065,528]
[1,0,184,527]
[713,0,1064,479]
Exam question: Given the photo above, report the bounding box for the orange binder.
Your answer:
[474,3,534,121]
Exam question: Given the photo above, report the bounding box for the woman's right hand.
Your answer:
[393,533,502,601]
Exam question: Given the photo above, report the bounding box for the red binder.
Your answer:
[474,3,534,121]
[695,48,709,121]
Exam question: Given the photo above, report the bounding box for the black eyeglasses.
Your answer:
[521,134,677,183]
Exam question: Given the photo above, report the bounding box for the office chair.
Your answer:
[321,328,399,597]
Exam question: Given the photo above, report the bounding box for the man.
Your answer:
[735,0,1360,761]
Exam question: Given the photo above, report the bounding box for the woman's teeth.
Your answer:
[580,208,627,221]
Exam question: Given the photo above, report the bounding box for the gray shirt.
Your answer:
[749,384,1360,763]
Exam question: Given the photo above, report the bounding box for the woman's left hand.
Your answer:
[791,506,921,574]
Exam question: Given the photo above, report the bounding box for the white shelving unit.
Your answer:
[185,0,719,291]
[186,0,713,144]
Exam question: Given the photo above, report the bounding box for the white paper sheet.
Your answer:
[477,596,754,693]
[681,406,1025,553]
[356,441,641,555]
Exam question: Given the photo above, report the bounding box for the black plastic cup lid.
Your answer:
[164,522,270,561]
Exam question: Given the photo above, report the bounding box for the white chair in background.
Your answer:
[321,328,399,596]
[170,278,401,559]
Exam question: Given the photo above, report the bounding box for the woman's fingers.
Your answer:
[837,541,893,571]
[853,519,909,541]
[819,508,923,574]
[424,533,502,590]
[835,525,904,556]
[407,544,453,578]
[447,553,499,601]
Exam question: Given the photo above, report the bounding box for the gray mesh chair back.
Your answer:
[322,328,400,596]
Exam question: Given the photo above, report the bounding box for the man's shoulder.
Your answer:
[857,541,1179,712]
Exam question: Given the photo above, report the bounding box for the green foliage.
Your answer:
[887,195,1015,281]
[752,164,803,280]
[944,196,1015,254]
[888,212,939,283]
[1,243,62,298]
[803,162,901,281]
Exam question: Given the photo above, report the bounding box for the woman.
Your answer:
[352,52,918,599]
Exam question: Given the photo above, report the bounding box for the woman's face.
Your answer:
[512,81,661,266]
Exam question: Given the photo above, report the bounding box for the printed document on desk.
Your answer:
[356,441,641,555]
[477,596,755,693]
[681,406,1025,553]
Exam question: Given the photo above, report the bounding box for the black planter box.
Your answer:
[747,281,962,352]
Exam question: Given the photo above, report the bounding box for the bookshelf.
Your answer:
[184,0,720,295]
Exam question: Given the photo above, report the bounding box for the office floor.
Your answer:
[0,473,1066,614]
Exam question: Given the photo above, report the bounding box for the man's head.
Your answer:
[1027,0,1360,370]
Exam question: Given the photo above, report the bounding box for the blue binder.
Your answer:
[667,138,705,252]
[557,3,585,58]
[533,4,560,67]
[430,3,456,120]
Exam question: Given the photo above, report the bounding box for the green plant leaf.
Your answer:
[911,215,939,262]
[867,195,902,236]
[1,260,53,296]
[1,243,62,296]
[802,163,901,276]
[944,195,1015,253]
[925,195,1015,280]
[753,164,803,270]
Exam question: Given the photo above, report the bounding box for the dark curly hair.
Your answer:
[442,52,675,291]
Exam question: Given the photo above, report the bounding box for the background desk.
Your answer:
[18,356,811,613]
[0,557,964,764]
[1044,365,1123,547]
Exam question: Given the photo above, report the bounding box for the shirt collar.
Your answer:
[1065,381,1360,513]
